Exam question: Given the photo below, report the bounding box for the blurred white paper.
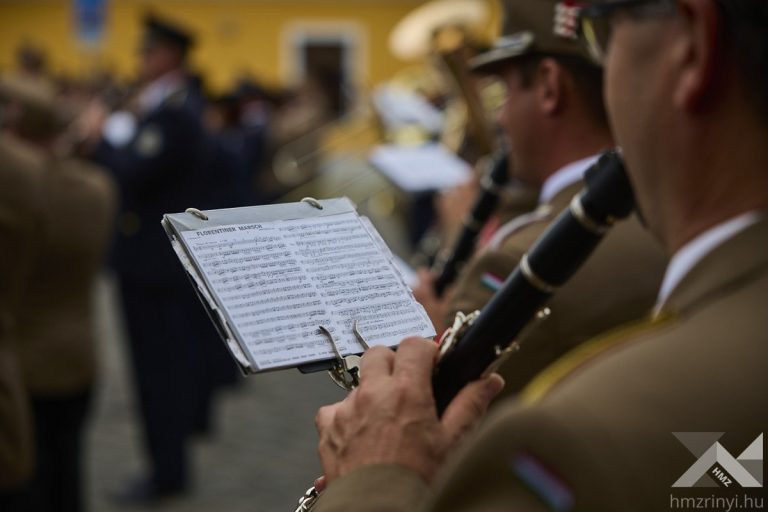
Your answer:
[372,85,444,134]
[370,143,472,193]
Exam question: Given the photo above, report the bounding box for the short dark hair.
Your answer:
[514,53,608,129]
[715,0,768,124]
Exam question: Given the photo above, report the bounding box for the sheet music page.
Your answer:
[180,223,334,370]
[284,214,434,353]
[179,212,434,371]
[369,143,472,192]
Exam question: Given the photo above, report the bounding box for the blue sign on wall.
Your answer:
[74,0,108,47]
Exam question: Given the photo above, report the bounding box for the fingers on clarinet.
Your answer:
[314,475,327,492]
[441,374,505,442]
[360,345,395,380]
[393,337,438,383]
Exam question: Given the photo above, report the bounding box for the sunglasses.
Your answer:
[579,0,678,64]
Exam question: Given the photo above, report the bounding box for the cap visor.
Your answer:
[470,46,529,74]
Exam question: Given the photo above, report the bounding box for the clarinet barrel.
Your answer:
[433,150,510,296]
[433,150,634,414]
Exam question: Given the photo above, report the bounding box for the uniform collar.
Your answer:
[657,212,763,306]
[486,157,598,249]
[538,154,600,205]
[659,213,768,315]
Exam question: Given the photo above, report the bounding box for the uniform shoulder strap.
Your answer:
[521,312,677,405]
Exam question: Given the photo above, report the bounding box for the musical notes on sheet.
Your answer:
[180,213,434,370]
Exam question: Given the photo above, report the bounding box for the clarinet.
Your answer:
[433,149,633,414]
[432,150,510,296]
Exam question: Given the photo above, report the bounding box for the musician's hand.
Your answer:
[74,99,108,150]
[315,337,504,484]
[412,269,450,332]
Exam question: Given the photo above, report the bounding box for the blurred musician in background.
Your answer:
[78,14,244,505]
[0,75,46,512]
[413,0,667,394]
[0,72,116,512]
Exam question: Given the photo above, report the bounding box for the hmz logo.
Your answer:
[673,433,763,488]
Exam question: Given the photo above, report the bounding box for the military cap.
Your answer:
[142,14,195,53]
[471,0,591,73]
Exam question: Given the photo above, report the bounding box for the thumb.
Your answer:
[440,374,505,443]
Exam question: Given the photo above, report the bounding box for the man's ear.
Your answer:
[535,58,565,116]
[673,0,723,111]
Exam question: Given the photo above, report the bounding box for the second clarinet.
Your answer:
[432,150,510,296]
[433,149,634,413]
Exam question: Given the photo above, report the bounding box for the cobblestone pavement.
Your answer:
[88,276,346,512]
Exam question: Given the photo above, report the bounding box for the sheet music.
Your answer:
[179,212,434,371]
[369,143,472,192]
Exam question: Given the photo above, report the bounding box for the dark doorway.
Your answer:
[301,41,350,117]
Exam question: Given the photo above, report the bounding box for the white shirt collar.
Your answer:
[656,211,764,307]
[539,154,601,205]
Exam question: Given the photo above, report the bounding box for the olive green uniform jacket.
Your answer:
[315,218,768,512]
[15,156,116,397]
[0,136,43,490]
[450,181,667,393]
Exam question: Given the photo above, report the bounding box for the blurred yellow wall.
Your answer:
[0,0,500,93]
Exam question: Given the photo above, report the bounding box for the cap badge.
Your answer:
[554,2,582,40]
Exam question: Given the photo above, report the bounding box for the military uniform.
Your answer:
[1,67,117,509]
[16,157,116,397]
[450,176,667,393]
[0,136,44,494]
[494,183,540,227]
[431,0,668,395]
[13,155,116,512]
[91,17,246,493]
[93,77,223,493]
[476,182,540,248]
[315,216,768,512]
